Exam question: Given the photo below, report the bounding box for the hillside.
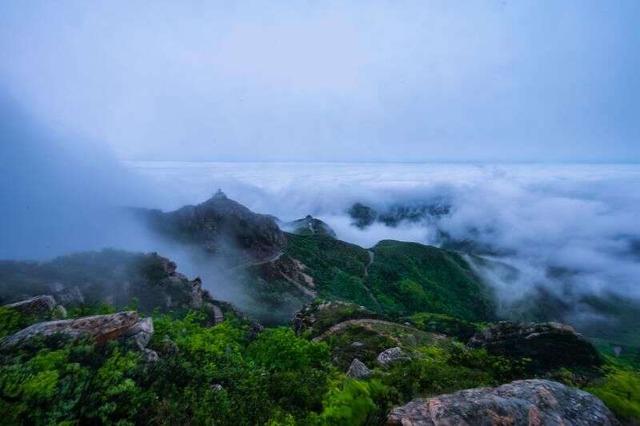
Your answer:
[0,194,638,424]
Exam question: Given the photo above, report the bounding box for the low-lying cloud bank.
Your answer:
[129,161,640,328]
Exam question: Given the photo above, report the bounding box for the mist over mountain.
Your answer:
[1,1,639,424]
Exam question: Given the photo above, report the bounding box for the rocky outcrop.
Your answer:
[284,215,336,238]
[3,295,59,318]
[292,301,379,337]
[468,321,602,370]
[376,347,410,367]
[140,190,287,262]
[0,311,153,351]
[0,250,229,325]
[387,379,619,425]
[346,358,372,379]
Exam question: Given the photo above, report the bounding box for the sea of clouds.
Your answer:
[128,161,640,315]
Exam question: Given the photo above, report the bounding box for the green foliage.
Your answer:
[248,328,332,415]
[408,312,480,340]
[586,363,640,422]
[381,342,525,400]
[365,241,496,321]
[317,378,390,425]
[0,307,32,339]
[0,340,149,425]
[285,234,376,309]
[286,235,496,322]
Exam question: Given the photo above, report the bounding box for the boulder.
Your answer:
[50,284,85,306]
[0,311,153,350]
[468,321,602,370]
[4,295,57,317]
[376,347,410,367]
[346,358,372,379]
[387,379,619,426]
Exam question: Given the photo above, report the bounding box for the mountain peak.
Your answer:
[212,189,227,200]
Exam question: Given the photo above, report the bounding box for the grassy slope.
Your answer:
[285,235,496,323]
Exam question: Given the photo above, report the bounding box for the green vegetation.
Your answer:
[285,234,374,309]
[407,312,481,340]
[0,306,638,424]
[285,235,496,323]
[366,240,495,321]
[587,360,640,423]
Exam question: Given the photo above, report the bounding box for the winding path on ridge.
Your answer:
[312,318,446,343]
[361,250,382,311]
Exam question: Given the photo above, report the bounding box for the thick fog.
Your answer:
[1,1,639,327]
[1,1,639,162]
[129,161,640,320]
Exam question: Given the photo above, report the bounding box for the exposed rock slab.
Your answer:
[387,379,619,426]
[346,358,372,379]
[293,301,379,338]
[468,321,602,370]
[1,311,153,350]
[4,295,57,317]
[377,346,410,367]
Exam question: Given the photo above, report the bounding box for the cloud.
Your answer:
[1,1,638,162]
[128,161,640,314]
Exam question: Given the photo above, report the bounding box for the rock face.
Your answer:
[0,250,228,325]
[284,215,336,238]
[0,311,153,350]
[292,301,379,337]
[4,295,58,317]
[468,321,602,370]
[346,358,372,379]
[141,190,286,262]
[377,347,410,367]
[387,379,619,426]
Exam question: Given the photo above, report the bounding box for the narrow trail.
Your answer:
[312,318,445,343]
[361,250,382,311]
[227,251,316,298]
[228,251,284,271]
[363,250,374,277]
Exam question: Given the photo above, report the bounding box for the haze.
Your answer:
[1,0,639,162]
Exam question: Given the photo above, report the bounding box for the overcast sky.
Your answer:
[1,0,638,162]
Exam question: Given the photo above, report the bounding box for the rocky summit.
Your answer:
[140,190,286,262]
[387,379,619,426]
[0,195,637,425]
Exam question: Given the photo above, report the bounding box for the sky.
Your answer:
[1,0,639,162]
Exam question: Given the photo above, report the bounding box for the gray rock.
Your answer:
[346,358,372,379]
[0,311,153,351]
[52,285,85,306]
[142,348,160,363]
[124,316,154,350]
[4,295,57,317]
[387,379,619,426]
[376,347,410,367]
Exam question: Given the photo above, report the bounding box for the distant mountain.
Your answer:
[137,190,286,263]
[347,201,450,229]
[283,215,337,238]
